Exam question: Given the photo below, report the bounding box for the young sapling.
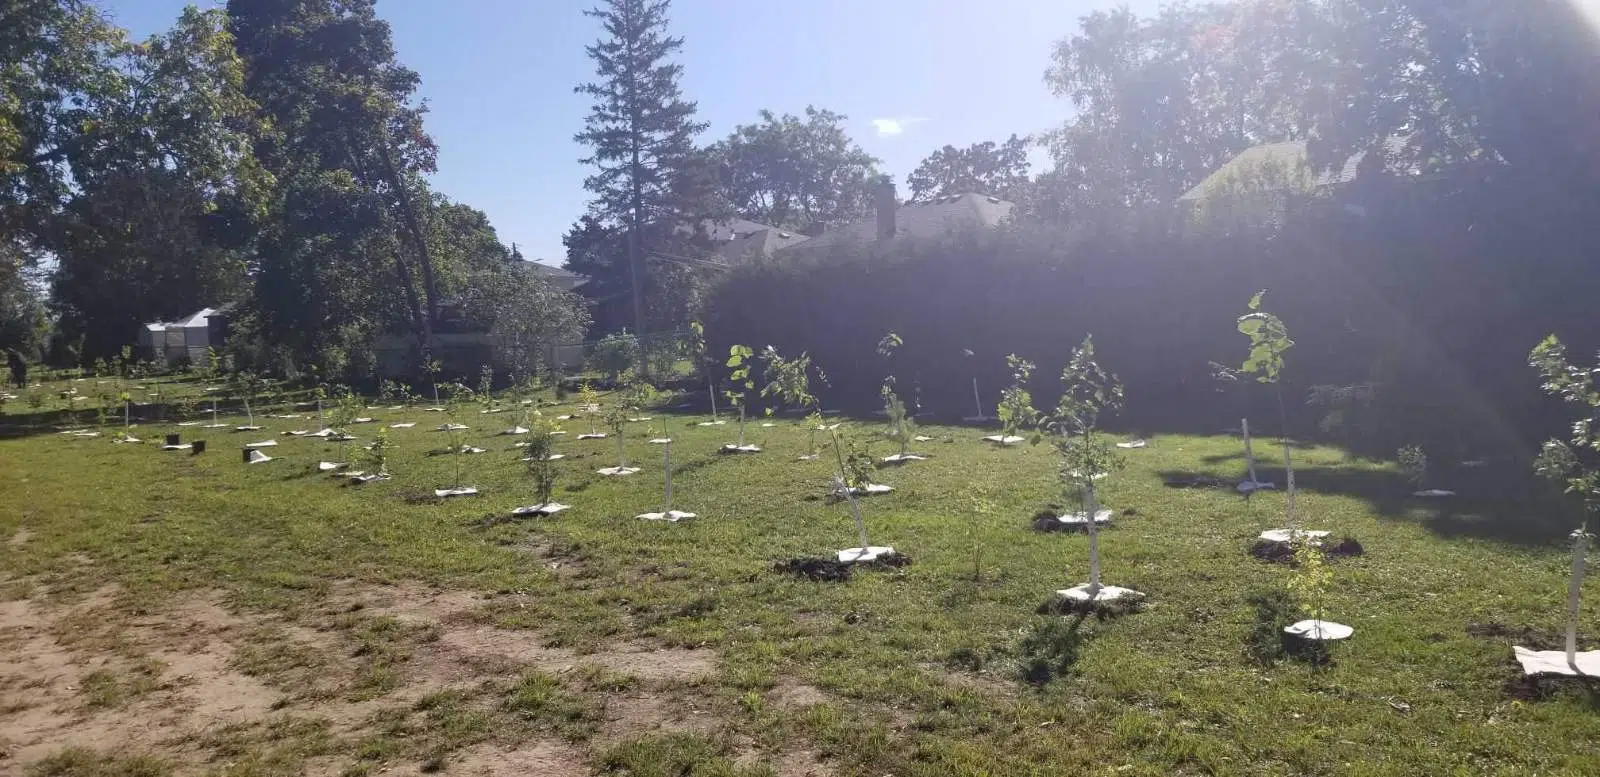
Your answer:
[637,440,695,522]
[1050,336,1140,607]
[830,426,893,562]
[876,333,922,463]
[760,346,826,460]
[514,412,568,516]
[575,383,605,439]
[988,354,1041,446]
[597,375,649,475]
[1237,291,1323,543]
[721,344,759,453]
[1513,335,1600,675]
[434,383,479,497]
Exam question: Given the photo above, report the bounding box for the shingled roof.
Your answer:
[1178,137,1413,202]
[715,227,810,264]
[775,193,1014,256]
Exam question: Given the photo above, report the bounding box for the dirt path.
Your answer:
[0,578,829,775]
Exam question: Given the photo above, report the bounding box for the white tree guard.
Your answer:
[513,503,570,517]
[1284,620,1354,641]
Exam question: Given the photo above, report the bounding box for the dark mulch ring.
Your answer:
[774,553,913,582]
[1249,537,1365,564]
[1036,592,1145,619]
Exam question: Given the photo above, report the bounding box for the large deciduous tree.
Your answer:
[708,106,880,230]
[227,0,442,374]
[2,0,126,321]
[1040,1,1321,217]
[906,135,1033,203]
[49,7,262,360]
[574,0,706,362]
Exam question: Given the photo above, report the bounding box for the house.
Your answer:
[771,184,1014,257]
[138,304,234,365]
[524,260,585,292]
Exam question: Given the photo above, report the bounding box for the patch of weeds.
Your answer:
[944,644,990,673]
[194,716,337,774]
[413,690,495,770]
[343,615,439,701]
[504,669,600,740]
[26,748,172,777]
[570,663,639,693]
[1036,593,1142,619]
[1016,616,1088,687]
[598,732,773,777]
[1245,589,1299,665]
[232,630,330,693]
[78,656,165,708]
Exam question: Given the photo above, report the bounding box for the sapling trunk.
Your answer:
[1283,442,1298,535]
[737,405,746,447]
[245,397,254,426]
[845,487,870,550]
[317,399,324,429]
[1569,528,1588,664]
[662,440,673,511]
[123,401,130,431]
[1086,480,1102,592]
[1275,387,1296,531]
[972,378,983,418]
[1242,417,1259,484]
[708,378,718,420]
[210,398,217,424]
[616,435,627,469]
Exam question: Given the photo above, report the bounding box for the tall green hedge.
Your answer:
[701,187,1600,459]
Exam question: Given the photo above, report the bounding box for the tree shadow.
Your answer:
[1155,462,1580,546]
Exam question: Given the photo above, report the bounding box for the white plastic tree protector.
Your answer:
[1518,528,1599,677]
[1056,509,1114,527]
[161,443,192,451]
[1258,529,1330,544]
[502,426,531,436]
[1116,439,1147,449]
[983,435,1026,445]
[639,510,696,522]
[1413,489,1457,497]
[577,433,607,440]
[245,440,277,448]
[388,423,416,429]
[513,503,570,517]
[637,441,693,523]
[1058,584,1143,605]
[881,453,927,463]
[434,487,478,497]
[318,462,346,472]
[596,466,640,476]
[837,546,895,563]
[1285,620,1354,640]
[721,444,761,453]
[436,423,469,432]
[246,449,275,464]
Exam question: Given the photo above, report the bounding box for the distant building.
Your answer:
[138,304,234,365]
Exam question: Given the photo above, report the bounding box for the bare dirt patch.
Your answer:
[736,747,835,777]
[0,589,281,764]
[7,527,31,547]
[769,680,831,710]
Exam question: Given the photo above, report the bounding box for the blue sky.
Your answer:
[103,0,1159,266]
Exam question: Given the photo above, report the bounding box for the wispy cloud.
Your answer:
[871,117,928,138]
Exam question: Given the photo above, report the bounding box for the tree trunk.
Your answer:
[378,141,440,354]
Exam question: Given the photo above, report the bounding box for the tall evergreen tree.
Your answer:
[574,0,707,364]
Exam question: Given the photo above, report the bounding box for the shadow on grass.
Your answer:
[1156,463,1581,546]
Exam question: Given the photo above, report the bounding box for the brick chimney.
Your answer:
[875,178,897,240]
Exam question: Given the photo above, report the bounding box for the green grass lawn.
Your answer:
[3,372,1600,776]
